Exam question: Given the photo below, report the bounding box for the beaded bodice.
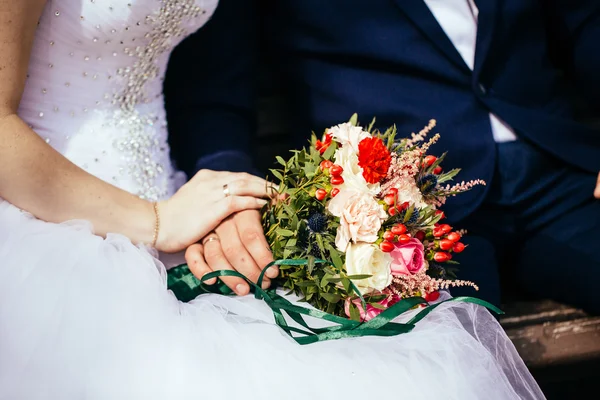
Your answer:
[18,0,218,201]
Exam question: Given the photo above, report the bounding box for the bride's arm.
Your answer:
[0,1,270,253]
[0,1,156,244]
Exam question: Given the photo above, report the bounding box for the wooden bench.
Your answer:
[500,299,600,398]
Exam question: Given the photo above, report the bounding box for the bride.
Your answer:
[0,1,545,399]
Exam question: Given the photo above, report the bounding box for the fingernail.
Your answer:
[257,199,268,206]
[266,266,279,278]
[236,284,248,295]
[203,273,216,285]
[261,279,271,290]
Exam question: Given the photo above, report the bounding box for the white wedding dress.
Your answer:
[0,1,545,399]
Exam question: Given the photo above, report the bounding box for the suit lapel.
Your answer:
[391,0,470,73]
[473,0,498,78]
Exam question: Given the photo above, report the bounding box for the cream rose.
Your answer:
[345,243,393,294]
[332,145,380,196]
[328,190,387,252]
[328,122,371,153]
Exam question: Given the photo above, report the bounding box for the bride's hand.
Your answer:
[155,170,272,253]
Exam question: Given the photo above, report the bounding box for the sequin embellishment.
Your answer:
[112,1,203,201]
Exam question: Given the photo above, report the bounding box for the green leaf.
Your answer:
[321,141,337,160]
[349,113,359,126]
[326,245,344,270]
[276,229,294,237]
[306,285,319,294]
[275,156,287,167]
[348,302,361,321]
[320,293,342,303]
[342,278,352,292]
[346,274,372,280]
[403,205,415,224]
[269,169,284,182]
[436,168,461,184]
[315,233,325,254]
[289,270,305,278]
[369,302,388,310]
[367,117,376,133]
[307,255,315,275]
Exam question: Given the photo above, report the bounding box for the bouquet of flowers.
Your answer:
[261,115,484,320]
[168,115,496,343]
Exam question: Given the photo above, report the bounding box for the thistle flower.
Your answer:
[397,208,420,225]
[307,213,328,233]
[417,174,438,195]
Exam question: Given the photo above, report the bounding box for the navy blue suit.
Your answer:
[165,0,600,313]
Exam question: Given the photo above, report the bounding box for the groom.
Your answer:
[164,0,600,313]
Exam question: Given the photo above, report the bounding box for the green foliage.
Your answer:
[262,137,353,317]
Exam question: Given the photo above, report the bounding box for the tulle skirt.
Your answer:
[0,200,545,399]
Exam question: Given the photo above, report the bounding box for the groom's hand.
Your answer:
[185,210,277,296]
[595,172,600,199]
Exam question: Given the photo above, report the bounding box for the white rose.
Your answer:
[333,145,380,196]
[328,123,371,153]
[345,243,393,294]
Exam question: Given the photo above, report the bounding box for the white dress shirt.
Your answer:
[424,0,517,142]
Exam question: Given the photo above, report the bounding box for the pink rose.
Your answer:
[328,190,387,252]
[390,238,425,276]
[344,295,401,321]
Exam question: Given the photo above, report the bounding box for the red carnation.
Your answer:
[315,134,333,155]
[357,137,392,184]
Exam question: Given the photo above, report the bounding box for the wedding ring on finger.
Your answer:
[202,235,220,246]
[222,183,230,198]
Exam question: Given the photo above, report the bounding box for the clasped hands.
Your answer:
[180,172,600,296]
[185,209,277,295]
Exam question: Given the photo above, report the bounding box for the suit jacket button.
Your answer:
[477,83,487,95]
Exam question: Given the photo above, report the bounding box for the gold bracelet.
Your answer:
[151,202,160,248]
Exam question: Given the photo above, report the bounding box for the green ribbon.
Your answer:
[167,259,503,345]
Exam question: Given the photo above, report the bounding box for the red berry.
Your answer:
[439,239,454,251]
[387,188,398,196]
[439,224,452,234]
[433,166,443,174]
[331,188,340,197]
[435,210,446,220]
[447,232,461,242]
[415,231,426,241]
[380,241,395,253]
[383,231,396,242]
[424,155,437,166]
[398,234,411,244]
[433,228,444,238]
[330,165,344,177]
[425,291,440,302]
[320,160,333,170]
[384,193,397,206]
[315,188,327,201]
[398,202,410,211]
[330,176,344,185]
[391,224,407,235]
[388,206,398,216]
[453,242,466,253]
[434,252,451,263]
